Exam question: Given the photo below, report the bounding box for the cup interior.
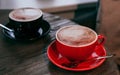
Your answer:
[56,25,98,47]
[9,8,43,22]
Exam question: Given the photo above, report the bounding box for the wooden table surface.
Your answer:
[0,10,119,75]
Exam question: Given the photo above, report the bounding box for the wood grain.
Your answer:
[0,10,119,75]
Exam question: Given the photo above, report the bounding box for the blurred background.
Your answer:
[0,0,98,30]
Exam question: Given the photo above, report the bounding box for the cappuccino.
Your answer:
[9,8,42,22]
[57,25,97,47]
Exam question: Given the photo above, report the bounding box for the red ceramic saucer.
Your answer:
[47,41,106,71]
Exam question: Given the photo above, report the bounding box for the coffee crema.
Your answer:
[9,8,42,22]
[57,25,97,47]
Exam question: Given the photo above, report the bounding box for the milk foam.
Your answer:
[57,25,96,46]
[9,8,42,22]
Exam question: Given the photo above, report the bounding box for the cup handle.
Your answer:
[97,35,105,45]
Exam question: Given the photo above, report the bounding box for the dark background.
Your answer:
[72,2,98,31]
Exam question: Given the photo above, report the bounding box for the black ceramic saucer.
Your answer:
[3,20,50,41]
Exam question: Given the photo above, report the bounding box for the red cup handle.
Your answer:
[97,35,105,45]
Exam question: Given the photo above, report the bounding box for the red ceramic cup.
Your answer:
[55,25,105,62]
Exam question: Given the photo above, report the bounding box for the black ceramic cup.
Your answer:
[8,8,43,39]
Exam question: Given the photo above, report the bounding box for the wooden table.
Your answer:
[0,10,119,75]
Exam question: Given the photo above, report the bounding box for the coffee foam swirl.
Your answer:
[57,25,97,47]
[9,8,42,22]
